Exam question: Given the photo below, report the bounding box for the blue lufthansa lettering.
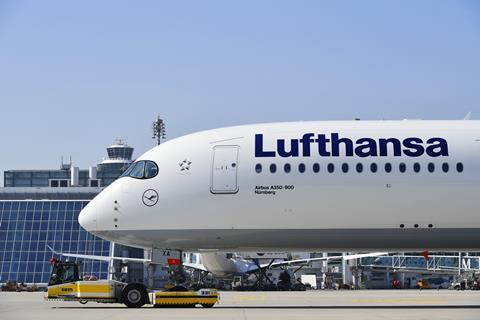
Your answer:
[255,134,276,157]
[254,133,449,158]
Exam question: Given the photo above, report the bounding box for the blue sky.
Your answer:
[0,0,479,179]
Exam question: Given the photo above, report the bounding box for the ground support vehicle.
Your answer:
[45,259,219,308]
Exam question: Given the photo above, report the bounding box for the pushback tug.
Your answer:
[45,258,219,308]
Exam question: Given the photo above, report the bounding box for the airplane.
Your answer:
[71,120,480,276]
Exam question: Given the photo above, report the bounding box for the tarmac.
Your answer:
[1,290,480,320]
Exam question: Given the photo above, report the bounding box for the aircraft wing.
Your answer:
[183,262,208,272]
[257,252,389,270]
[46,245,150,263]
[47,244,388,274]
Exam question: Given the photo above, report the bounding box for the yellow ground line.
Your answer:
[350,298,448,304]
[233,295,267,301]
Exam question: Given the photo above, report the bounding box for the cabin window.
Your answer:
[313,163,320,173]
[298,163,306,173]
[399,163,406,173]
[255,163,262,173]
[428,163,435,173]
[370,163,378,173]
[385,163,392,173]
[284,163,291,173]
[342,163,349,173]
[269,163,277,173]
[356,163,363,173]
[442,163,449,173]
[327,163,335,173]
[456,162,464,173]
[413,163,421,173]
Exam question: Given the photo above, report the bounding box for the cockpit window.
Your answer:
[129,161,145,178]
[121,160,158,179]
[145,161,158,178]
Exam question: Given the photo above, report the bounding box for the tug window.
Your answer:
[284,163,291,173]
[428,163,435,173]
[298,163,306,173]
[341,163,349,173]
[327,163,335,173]
[356,163,363,173]
[399,163,406,173]
[370,163,378,173]
[385,163,392,173]
[270,163,277,173]
[413,163,421,173]
[255,163,262,173]
[313,163,320,173]
[456,162,464,173]
[442,163,449,173]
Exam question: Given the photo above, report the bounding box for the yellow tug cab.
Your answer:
[45,259,219,308]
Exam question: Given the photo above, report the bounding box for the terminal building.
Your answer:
[4,139,133,188]
[0,140,143,285]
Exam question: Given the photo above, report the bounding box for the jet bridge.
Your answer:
[358,253,480,274]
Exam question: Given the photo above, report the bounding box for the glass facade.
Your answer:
[4,168,123,188]
[0,200,110,284]
[4,170,85,187]
[107,146,134,160]
[96,162,130,186]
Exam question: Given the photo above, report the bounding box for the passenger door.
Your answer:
[211,146,239,194]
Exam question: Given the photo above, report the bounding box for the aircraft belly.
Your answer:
[93,228,480,251]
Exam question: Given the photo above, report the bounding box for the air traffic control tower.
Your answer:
[96,139,135,187]
[0,140,144,286]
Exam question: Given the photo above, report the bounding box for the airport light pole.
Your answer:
[152,115,166,145]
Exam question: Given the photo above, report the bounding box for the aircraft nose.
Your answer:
[78,202,97,231]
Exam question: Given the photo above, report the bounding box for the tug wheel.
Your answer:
[122,284,148,308]
[202,303,215,308]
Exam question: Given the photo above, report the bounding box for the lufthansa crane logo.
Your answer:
[142,189,158,207]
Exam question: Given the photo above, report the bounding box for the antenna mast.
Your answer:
[152,115,166,145]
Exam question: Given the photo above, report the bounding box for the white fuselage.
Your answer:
[79,120,480,251]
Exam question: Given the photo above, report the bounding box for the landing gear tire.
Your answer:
[122,283,148,308]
